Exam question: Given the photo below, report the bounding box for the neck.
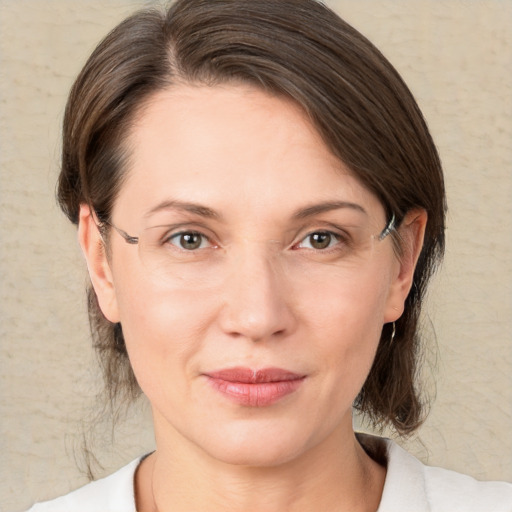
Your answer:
[135,420,385,512]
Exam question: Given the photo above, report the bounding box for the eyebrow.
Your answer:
[292,201,367,219]
[144,200,221,220]
[144,199,366,221]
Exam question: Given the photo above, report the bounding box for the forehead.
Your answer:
[115,84,383,224]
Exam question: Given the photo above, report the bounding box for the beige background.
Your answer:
[1,1,511,510]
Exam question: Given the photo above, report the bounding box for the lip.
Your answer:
[204,367,306,407]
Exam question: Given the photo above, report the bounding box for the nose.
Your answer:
[217,247,296,342]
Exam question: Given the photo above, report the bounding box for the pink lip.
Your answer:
[204,367,305,407]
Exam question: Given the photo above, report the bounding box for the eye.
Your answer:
[167,231,211,251]
[295,231,344,250]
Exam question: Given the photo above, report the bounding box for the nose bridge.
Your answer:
[219,241,293,341]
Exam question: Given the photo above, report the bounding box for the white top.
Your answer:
[27,436,512,512]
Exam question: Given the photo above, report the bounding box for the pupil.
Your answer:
[311,232,331,249]
[181,233,201,250]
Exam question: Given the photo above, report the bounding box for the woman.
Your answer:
[27,0,512,511]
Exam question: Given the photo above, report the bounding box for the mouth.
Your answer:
[203,367,306,407]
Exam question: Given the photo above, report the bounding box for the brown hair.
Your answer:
[59,0,445,435]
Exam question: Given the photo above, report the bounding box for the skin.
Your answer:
[79,84,426,512]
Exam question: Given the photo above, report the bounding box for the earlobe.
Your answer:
[384,208,427,322]
[78,204,120,323]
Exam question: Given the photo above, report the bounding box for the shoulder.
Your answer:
[363,435,512,512]
[422,462,512,512]
[26,457,141,512]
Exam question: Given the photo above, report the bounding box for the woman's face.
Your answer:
[83,84,413,467]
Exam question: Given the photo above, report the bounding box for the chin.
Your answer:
[191,418,315,468]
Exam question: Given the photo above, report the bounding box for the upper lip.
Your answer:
[204,367,305,383]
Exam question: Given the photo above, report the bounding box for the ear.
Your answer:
[384,208,427,323]
[78,204,120,323]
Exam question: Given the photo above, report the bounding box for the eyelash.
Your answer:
[292,230,348,252]
[164,231,216,251]
[162,229,349,253]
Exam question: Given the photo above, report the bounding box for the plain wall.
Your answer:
[1,1,511,510]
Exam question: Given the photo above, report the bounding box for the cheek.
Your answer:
[300,270,390,389]
[112,267,216,398]
[302,267,390,340]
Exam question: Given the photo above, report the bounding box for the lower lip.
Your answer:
[206,377,304,407]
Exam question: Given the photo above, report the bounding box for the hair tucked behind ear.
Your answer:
[59,0,445,442]
[86,288,139,405]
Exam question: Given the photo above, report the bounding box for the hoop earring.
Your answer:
[390,322,396,346]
